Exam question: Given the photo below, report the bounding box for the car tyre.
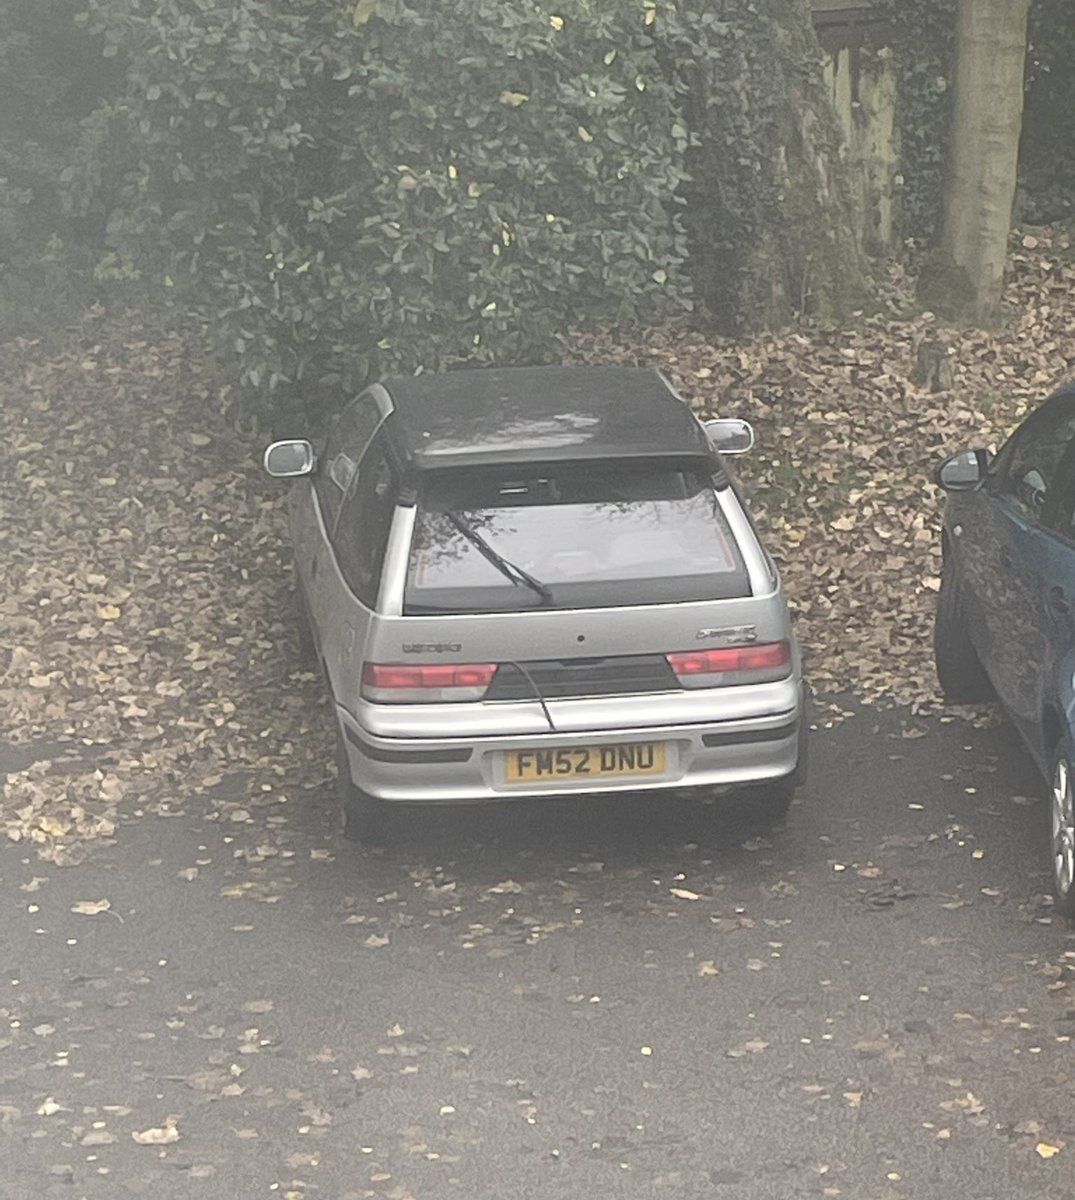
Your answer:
[1049,740,1075,919]
[336,729,388,846]
[934,564,993,702]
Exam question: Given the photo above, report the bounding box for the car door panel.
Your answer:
[962,388,1075,749]
[947,488,1002,674]
[321,428,400,716]
[293,393,385,689]
[1039,547,1075,769]
[993,510,1057,737]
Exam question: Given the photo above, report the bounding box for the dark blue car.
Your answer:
[935,381,1075,918]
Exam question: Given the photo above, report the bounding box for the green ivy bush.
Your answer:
[871,0,1075,244]
[79,0,693,428]
[663,0,867,331]
[1022,0,1075,225]
[655,1,783,332]
[871,0,955,249]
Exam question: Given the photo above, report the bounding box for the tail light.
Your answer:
[362,662,497,703]
[666,641,791,688]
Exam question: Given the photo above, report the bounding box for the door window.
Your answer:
[332,430,398,608]
[990,389,1075,524]
[316,392,382,530]
[1044,430,1075,542]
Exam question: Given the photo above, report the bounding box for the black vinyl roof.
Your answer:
[381,366,712,471]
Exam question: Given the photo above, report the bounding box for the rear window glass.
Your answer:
[404,461,749,613]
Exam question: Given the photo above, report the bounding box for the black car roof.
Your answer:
[379,366,712,471]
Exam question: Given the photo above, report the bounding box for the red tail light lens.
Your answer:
[362,662,497,703]
[666,641,791,687]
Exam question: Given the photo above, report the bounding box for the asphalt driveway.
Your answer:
[3,702,1075,1200]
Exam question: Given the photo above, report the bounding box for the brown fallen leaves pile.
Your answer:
[0,326,332,858]
[2,231,1074,855]
[569,231,1075,705]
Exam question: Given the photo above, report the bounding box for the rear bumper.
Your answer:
[339,685,806,804]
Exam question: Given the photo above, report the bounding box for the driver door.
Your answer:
[971,389,1075,737]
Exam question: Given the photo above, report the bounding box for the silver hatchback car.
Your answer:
[265,366,807,841]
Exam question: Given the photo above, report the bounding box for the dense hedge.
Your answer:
[669,0,869,330]
[2,1,877,423]
[12,0,1071,422]
[871,0,956,248]
[77,0,692,427]
[1021,0,1075,222]
[659,2,784,332]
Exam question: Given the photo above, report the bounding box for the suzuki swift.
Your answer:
[264,366,807,841]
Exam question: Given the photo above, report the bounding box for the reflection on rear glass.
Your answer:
[405,463,748,612]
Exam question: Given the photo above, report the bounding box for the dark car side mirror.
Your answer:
[936,448,991,491]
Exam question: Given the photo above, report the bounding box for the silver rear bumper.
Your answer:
[338,684,805,805]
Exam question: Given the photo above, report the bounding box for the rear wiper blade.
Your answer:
[445,511,553,606]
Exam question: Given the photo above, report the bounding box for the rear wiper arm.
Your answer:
[445,511,553,606]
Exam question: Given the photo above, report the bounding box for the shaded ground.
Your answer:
[3,706,1075,1200]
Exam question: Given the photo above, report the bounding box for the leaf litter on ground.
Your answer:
[3,231,1075,854]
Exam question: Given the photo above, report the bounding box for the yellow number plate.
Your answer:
[503,742,667,784]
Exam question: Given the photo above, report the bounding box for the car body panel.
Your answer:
[270,366,807,812]
[946,490,1049,737]
[337,692,803,804]
[938,382,1075,776]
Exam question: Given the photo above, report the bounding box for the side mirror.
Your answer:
[936,448,990,491]
[264,439,315,478]
[704,418,755,455]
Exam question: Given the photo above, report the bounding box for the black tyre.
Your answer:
[1048,740,1075,920]
[336,729,388,845]
[934,564,993,702]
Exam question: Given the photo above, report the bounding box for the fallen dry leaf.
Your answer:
[131,1122,180,1146]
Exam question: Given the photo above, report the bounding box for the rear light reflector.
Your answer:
[666,641,791,688]
[362,662,497,703]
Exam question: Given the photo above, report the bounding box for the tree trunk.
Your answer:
[936,0,1030,325]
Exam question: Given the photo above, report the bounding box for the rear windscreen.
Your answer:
[404,461,750,613]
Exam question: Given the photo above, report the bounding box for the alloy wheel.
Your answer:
[1051,756,1075,901]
